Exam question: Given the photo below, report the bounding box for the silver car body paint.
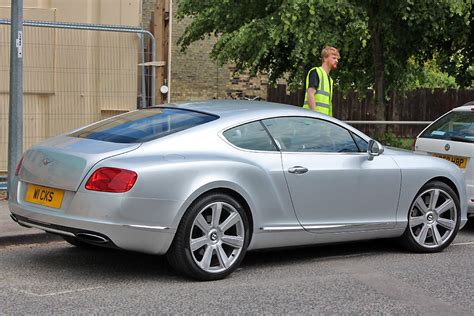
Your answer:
[9,100,468,254]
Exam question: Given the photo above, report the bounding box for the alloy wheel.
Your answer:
[189,201,245,273]
[409,188,457,249]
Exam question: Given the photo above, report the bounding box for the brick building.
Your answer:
[143,0,269,103]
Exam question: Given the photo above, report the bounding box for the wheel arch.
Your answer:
[193,188,254,243]
[426,176,460,200]
[174,184,255,244]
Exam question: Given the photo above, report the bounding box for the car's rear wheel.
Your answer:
[167,193,250,281]
[401,181,460,252]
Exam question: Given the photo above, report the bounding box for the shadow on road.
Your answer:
[461,218,474,232]
[22,237,403,282]
[18,219,474,282]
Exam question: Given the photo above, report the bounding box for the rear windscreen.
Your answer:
[420,111,474,143]
[70,108,218,143]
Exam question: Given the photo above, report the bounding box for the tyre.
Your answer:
[167,193,250,281]
[400,181,460,253]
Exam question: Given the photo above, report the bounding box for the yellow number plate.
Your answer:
[432,153,468,169]
[25,184,64,209]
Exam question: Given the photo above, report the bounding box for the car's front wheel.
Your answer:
[167,193,250,281]
[401,181,460,253]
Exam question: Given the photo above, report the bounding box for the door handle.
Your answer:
[288,166,308,174]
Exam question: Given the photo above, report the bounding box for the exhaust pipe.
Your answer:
[75,232,109,244]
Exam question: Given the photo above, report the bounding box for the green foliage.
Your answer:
[401,57,459,91]
[377,130,413,150]
[177,0,473,92]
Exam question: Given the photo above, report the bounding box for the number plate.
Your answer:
[432,153,468,169]
[25,184,64,209]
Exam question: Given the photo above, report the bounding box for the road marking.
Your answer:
[12,286,103,297]
[451,241,474,246]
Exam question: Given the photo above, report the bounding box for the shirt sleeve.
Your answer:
[308,69,319,89]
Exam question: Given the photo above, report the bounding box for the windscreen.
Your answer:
[420,111,474,143]
[70,108,218,143]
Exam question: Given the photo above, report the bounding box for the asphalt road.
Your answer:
[1,222,474,314]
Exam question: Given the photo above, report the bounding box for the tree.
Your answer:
[177,0,472,126]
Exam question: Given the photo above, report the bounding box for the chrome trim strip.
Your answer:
[304,224,346,229]
[260,226,305,232]
[260,222,394,232]
[304,222,394,232]
[123,224,169,231]
[17,220,75,237]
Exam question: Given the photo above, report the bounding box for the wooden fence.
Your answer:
[267,86,474,138]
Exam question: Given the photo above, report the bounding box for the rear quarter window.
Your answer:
[70,108,218,143]
[223,121,277,151]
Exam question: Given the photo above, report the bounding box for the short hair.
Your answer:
[321,46,339,62]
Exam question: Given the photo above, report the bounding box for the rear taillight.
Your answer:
[85,167,137,193]
[14,156,24,176]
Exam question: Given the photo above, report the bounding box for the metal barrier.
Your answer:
[0,19,157,173]
[344,120,432,139]
[345,121,431,125]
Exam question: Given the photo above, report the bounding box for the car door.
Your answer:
[262,116,401,233]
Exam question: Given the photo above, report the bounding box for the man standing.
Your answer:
[303,46,339,116]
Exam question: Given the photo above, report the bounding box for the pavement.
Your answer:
[0,192,62,247]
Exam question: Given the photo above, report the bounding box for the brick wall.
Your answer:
[142,0,269,102]
[170,15,230,101]
[141,0,156,31]
[227,66,269,101]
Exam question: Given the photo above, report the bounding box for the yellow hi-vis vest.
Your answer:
[303,67,333,116]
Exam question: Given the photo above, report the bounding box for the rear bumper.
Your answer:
[11,213,118,248]
[9,204,175,254]
[8,178,178,255]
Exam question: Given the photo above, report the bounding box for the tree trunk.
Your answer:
[369,1,386,137]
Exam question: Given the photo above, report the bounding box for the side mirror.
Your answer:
[367,139,384,161]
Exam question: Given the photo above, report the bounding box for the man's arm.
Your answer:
[307,87,317,110]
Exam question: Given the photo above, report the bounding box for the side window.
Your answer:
[262,117,359,153]
[223,121,277,151]
[351,132,368,152]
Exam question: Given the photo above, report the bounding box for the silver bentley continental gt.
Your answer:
[9,101,468,280]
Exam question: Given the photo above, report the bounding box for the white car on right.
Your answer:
[414,101,474,217]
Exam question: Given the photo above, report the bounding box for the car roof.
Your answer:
[453,101,474,112]
[168,100,303,118]
[154,100,335,126]
[150,100,371,141]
